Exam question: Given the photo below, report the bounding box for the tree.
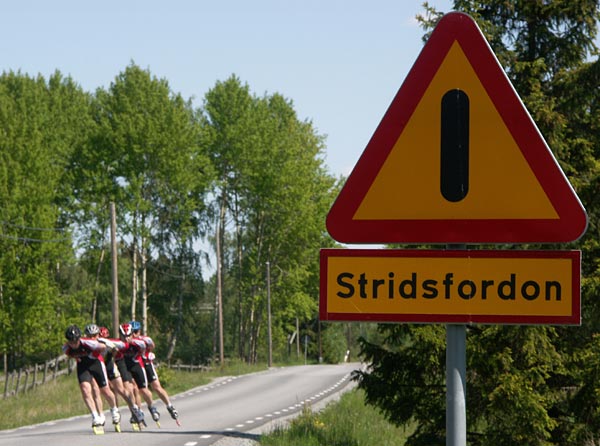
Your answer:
[85,63,212,358]
[0,71,92,367]
[355,2,600,445]
[202,75,337,364]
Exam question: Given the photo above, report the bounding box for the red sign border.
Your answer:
[325,12,587,244]
[319,249,581,325]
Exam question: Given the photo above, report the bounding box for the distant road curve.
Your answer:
[0,362,362,446]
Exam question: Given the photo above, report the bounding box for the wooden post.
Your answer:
[43,360,49,384]
[3,370,9,398]
[15,369,22,396]
[53,356,60,381]
[110,202,119,335]
[24,369,30,393]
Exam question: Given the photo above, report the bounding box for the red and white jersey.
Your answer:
[135,334,155,362]
[98,337,126,360]
[121,337,147,359]
[62,337,105,362]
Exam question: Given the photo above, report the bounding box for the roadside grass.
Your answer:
[260,388,415,446]
[0,360,267,430]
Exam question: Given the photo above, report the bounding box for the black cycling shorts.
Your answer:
[116,358,132,383]
[76,358,109,388]
[125,357,149,389]
[144,361,159,384]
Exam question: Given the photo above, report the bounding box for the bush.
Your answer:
[156,363,175,387]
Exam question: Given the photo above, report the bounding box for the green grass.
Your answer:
[260,389,415,446]
[0,360,267,430]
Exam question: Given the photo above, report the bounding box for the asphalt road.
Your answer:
[0,362,361,446]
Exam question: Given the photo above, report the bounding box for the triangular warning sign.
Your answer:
[326,12,587,244]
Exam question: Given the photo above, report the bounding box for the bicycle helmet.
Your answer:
[84,323,100,336]
[119,323,132,337]
[65,324,82,341]
[99,326,110,338]
[129,320,141,332]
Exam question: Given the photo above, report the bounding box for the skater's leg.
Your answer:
[80,381,101,420]
[145,361,178,421]
[150,379,178,419]
[150,379,172,407]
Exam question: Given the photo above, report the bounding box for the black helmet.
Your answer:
[84,324,100,336]
[65,324,81,341]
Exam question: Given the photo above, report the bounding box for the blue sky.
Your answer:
[0,0,453,177]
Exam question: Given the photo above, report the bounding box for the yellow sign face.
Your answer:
[320,249,580,325]
[354,41,557,220]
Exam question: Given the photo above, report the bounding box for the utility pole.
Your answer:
[266,261,272,368]
[216,214,224,366]
[296,317,300,358]
[110,202,119,336]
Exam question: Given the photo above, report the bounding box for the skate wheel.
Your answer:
[92,426,105,435]
[131,423,140,432]
[114,423,121,433]
[176,419,181,427]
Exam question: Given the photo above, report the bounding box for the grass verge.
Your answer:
[260,388,415,446]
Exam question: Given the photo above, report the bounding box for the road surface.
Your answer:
[0,362,361,446]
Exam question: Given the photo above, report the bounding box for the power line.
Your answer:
[0,233,70,243]
[0,220,70,242]
[1,220,68,232]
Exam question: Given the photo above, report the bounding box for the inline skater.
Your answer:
[130,320,179,424]
[62,324,121,434]
[118,323,160,426]
[107,326,147,430]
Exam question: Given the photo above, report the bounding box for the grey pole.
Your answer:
[446,324,466,446]
[446,243,466,446]
[266,261,273,368]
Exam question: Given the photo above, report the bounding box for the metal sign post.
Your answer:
[446,324,466,446]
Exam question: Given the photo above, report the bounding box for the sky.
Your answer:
[0,0,453,178]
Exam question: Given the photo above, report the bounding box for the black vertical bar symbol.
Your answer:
[441,89,469,202]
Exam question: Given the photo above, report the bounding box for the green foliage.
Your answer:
[356,325,446,444]
[154,363,175,388]
[470,327,562,446]
[202,75,337,364]
[0,71,90,367]
[320,323,348,364]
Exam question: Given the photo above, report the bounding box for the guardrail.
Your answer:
[167,363,211,372]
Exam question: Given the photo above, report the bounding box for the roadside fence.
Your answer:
[1,357,210,399]
[1,354,74,399]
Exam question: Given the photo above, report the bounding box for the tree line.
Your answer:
[0,65,347,373]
